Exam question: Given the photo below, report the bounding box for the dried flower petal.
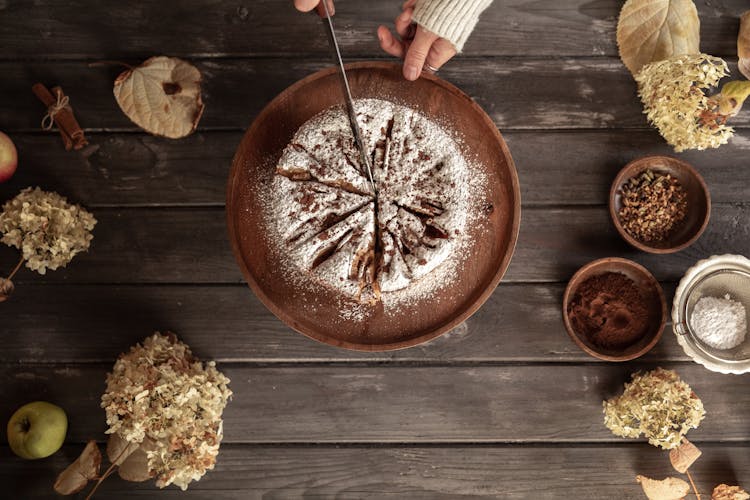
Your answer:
[0,277,13,302]
[603,368,705,450]
[101,332,231,490]
[717,81,750,117]
[636,475,691,500]
[636,53,733,152]
[106,433,139,466]
[117,442,152,482]
[54,441,101,495]
[669,438,701,473]
[0,187,96,274]
[712,484,750,500]
[739,12,750,80]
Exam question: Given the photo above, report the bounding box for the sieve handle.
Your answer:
[674,322,689,336]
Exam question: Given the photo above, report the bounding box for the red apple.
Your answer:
[0,131,18,183]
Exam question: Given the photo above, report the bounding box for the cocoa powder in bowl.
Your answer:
[567,272,649,349]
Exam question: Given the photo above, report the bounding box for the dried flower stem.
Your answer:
[686,470,701,500]
[83,467,114,500]
[83,441,132,500]
[6,255,24,281]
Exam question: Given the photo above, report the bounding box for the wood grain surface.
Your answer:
[0,0,745,59]
[1,59,748,132]
[1,0,749,498]
[2,364,748,444]
[3,444,748,499]
[2,283,690,364]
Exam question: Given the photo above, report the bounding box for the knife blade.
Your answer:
[318,1,377,193]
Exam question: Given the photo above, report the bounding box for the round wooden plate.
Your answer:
[227,62,521,351]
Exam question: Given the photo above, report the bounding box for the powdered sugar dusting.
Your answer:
[260,98,487,322]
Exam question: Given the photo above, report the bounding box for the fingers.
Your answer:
[423,38,457,73]
[294,0,319,12]
[403,26,438,80]
[378,2,455,80]
[394,7,415,39]
[377,26,406,58]
[296,0,335,16]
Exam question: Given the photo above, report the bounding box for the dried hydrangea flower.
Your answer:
[603,368,705,450]
[636,53,733,152]
[101,332,232,490]
[0,187,96,274]
[712,484,750,500]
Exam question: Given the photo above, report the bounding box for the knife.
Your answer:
[317,1,377,193]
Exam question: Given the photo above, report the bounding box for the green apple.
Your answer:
[0,131,17,183]
[7,401,68,459]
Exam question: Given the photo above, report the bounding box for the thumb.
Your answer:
[403,26,438,81]
[294,0,321,12]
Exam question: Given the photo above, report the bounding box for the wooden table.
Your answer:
[1,1,749,498]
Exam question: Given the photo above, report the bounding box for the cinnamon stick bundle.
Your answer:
[32,83,88,150]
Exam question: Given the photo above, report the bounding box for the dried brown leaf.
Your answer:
[636,475,690,500]
[117,442,152,482]
[739,12,750,79]
[0,278,13,302]
[669,438,702,473]
[712,484,750,500]
[53,440,101,495]
[113,56,204,139]
[617,0,701,76]
[106,433,139,466]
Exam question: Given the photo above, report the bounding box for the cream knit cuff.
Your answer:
[412,0,493,53]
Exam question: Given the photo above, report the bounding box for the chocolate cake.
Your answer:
[265,98,483,308]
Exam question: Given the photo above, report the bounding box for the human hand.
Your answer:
[294,0,335,16]
[377,0,457,81]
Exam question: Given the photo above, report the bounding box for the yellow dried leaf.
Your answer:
[617,0,701,75]
[669,438,702,473]
[712,484,750,500]
[53,440,101,495]
[739,12,750,79]
[113,56,204,139]
[636,475,690,500]
[717,80,750,117]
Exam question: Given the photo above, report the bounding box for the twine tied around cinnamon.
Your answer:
[41,89,70,130]
[32,83,88,151]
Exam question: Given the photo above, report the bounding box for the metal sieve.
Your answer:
[673,255,750,374]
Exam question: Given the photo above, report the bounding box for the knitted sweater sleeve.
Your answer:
[412,0,494,53]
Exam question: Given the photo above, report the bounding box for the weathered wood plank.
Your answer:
[0,205,747,284]
[4,444,748,499]
[1,58,747,133]
[2,364,748,444]
[0,0,744,59]
[0,283,688,364]
[2,129,750,208]
[507,129,750,205]
[0,133,237,207]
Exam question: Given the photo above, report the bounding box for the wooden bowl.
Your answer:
[226,62,521,351]
[609,156,710,254]
[562,258,666,361]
